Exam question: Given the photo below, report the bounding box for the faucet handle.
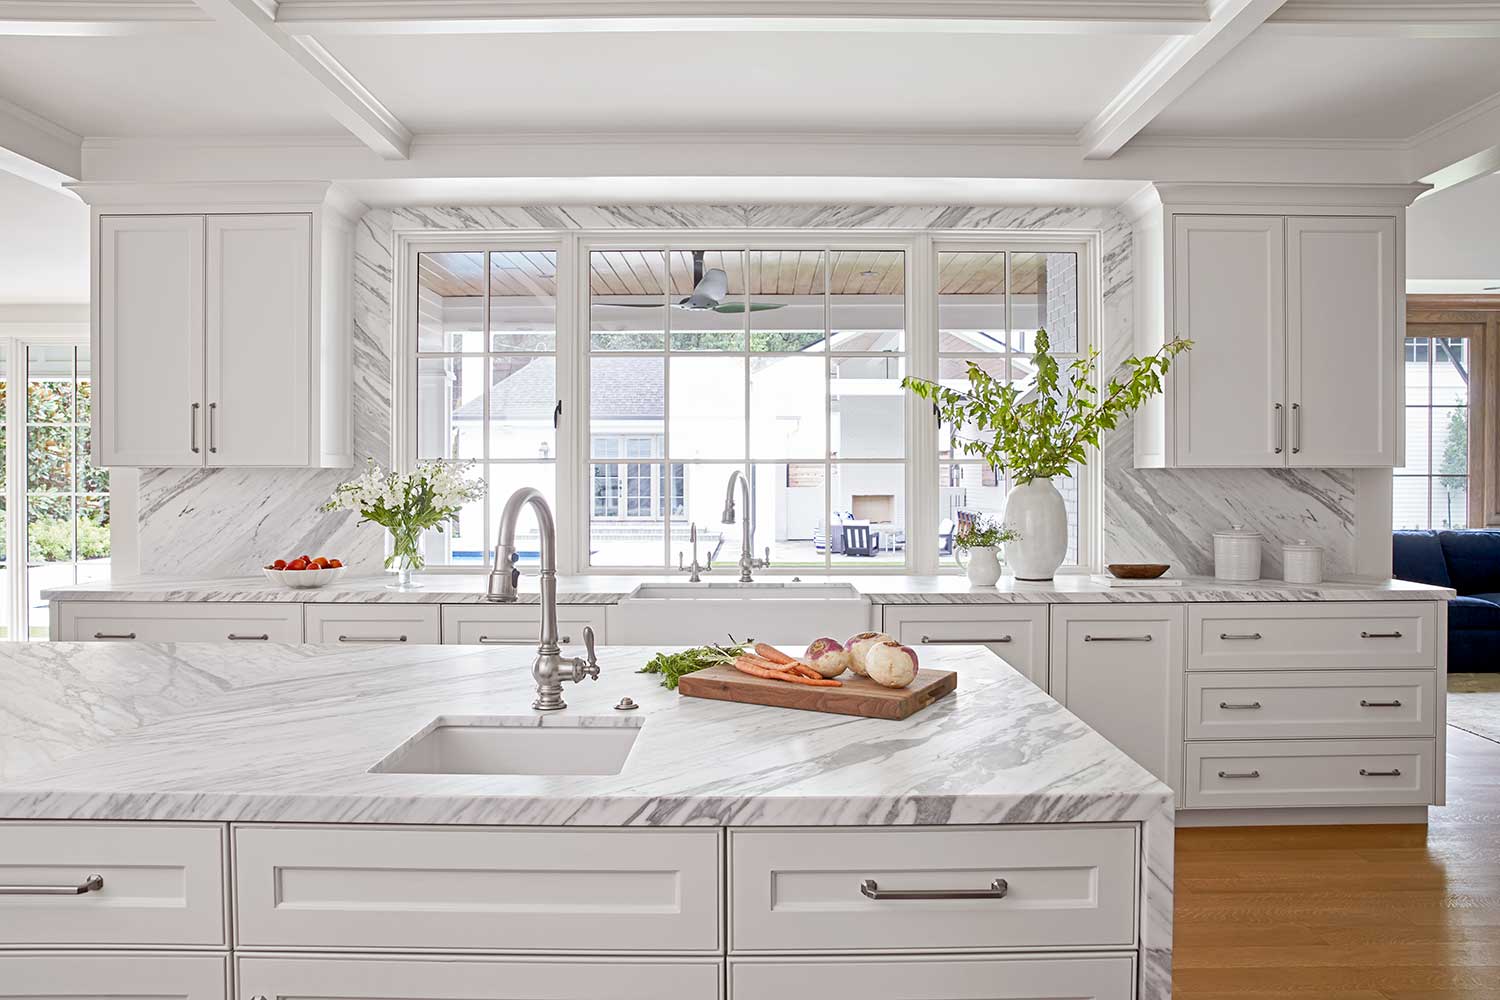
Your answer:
[762,546,772,568]
[580,626,599,680]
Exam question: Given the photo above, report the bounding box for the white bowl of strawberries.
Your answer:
[263,555,345,589]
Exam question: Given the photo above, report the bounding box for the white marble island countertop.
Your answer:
[0,639,1172,828]
[40,572,1455,605]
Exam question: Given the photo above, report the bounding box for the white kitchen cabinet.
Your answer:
[97,215,206,467]
[1169,214,1287,467]
[1187,602,1437,670]
[0,954,229,1000]
[1184,738,1435,809]
[1049,606,1184,794]
[303,604,442,645]
[1286,216,1397,466]
[1185,669,1438,741]
[206,214,313,466]
[880,605,1048,688]
[80,183,354,470]
[55,601,303,643]
[729,955,1135,1000]
[442,603,609,646]
[238,956,724,1000]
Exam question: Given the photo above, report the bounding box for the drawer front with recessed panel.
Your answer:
[0,954,229,1000]
[0,822,227,947]
[1184,739,1435,809]
[56,601,302,643]
[233,825,721,953]
[1186,669,1438,740]
[881,606,1048,688]
[729,826,1137,954]
[303,604,441,645]
[441,604,608,646]
[1188,603,1437,670]
[730,954,1135,1000]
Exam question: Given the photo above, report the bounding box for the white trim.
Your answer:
[1175,805,1429,826]
[1079,0,1289,160]
[0,0,209,34]
[0,94,82,183]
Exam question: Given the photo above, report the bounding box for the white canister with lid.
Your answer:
[1282,539,1325,585]
[1213,524,1264,581]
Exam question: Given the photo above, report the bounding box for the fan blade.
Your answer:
[598,302,667,308]
[712,302,788,314]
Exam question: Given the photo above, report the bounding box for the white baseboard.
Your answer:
[1176,805,1429,828]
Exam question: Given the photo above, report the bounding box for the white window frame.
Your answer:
[394,227,1102,576]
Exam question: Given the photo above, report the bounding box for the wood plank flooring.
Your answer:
[1174,727,1500,999]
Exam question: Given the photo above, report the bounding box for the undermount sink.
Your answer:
[628,581,861,600]
[370,716,642,776]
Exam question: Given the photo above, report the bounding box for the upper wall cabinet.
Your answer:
[1132,185,1415,470]
[87,185,355,469]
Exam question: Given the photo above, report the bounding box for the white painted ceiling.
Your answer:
[318,31,1167,132]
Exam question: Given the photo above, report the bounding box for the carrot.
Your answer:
[753,643,796,665]
[733,657,843,687]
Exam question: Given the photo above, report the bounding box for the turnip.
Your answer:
[803,637,852,679]
[865,640,919,689]
[845,631,893,677]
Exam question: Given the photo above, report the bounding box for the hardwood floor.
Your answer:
[1174,727,1500,999]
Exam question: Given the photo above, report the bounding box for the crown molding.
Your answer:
[66,178,337,207]
[1153,180,1429,207]
[1264,0,1500,36]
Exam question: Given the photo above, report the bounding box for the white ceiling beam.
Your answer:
[191,0,411,158]
[1263,1,1500,37]
[271,0,1209,35]
[1078,0,1288,160]
[1408,89,1500,195]
[0,1,210,35]
[0,94,81,188]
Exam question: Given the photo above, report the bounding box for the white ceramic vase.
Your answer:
[1003,479,1068,581]
[956,545,1002,587]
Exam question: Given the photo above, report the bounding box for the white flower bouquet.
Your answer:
[323,459,486,584]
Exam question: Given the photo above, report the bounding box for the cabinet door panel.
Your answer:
[1050,606,1184,795]
[0,954,228,1000]
[206,214,311,467]
[98,215,205,467]
[1171,215,1286,466]
[1287,216,1397,466]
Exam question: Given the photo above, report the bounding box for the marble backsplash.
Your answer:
[132,202,1359,579]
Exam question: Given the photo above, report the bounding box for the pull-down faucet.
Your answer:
[721,469,770,584]
[486,487,598,711]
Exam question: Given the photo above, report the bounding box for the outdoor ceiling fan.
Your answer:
[603,250,785,313]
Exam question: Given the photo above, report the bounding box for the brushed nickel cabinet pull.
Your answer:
[208,402,218,454]
[860,877,1008,901]
[0,874,103,896]
[93,632,136,640]
[1360,699,1403,708]
[1217,770,1261,779]
[338,635,408,643]
[1291,401,1302,454]
[227,633,269,641]
[920,635,1012,644]
[1360,768,1402,777]
[1361,631,1404,639]
[479,635,571,645]
[1084,634,1153,642]
[1219,701,1262,710]
[1219,632,1262,641]
[190,402,200,454]
[1274,402,1284,455]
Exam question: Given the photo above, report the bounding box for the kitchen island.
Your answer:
[0,640,1172,1000]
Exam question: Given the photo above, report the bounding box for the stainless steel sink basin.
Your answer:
[628,581,861,600]
[369,716,642,776]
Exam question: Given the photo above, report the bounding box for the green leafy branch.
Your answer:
[904,330,1191,485]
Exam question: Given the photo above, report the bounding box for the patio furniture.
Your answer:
[842,522,876,557]
[938,518,955,556]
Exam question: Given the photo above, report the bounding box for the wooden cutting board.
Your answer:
[677,664,956,720]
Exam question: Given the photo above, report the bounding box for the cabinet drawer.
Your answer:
[730,954,1134,1000]
[233,825,721,953]
[442,604,608,646]
[1188,603,1437,669]
[728,826,1137,954]
[0,822,226,947]
[1184,739,1435,809]
[239,955,722,1000]
[303,604,441,645]
[57,601,302,643]
[0,954,228,1000]
[881,606,1048,688]
[1186,670,1438,740]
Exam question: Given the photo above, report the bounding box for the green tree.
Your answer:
[1438,408,1469,526]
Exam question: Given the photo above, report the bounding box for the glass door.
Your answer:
[0,338,109,639]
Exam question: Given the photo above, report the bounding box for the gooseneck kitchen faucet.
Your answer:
[486,487,598,711]
[721,469,770,584]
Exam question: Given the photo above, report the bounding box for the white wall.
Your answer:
[1407,172,1500,286]
[0,173,88,304]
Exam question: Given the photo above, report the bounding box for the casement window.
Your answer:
[401,232,1098,574]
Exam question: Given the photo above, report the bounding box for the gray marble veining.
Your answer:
[41,573,1454,606]
[132,200,1362,587]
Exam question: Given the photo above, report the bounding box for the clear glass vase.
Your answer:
[386,525,424,590]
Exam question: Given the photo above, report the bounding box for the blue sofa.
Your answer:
[1393,529,1500,672]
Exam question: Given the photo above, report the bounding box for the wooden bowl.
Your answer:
[1106,563,1170,580]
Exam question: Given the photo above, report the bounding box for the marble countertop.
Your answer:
[41,572,1454,605]
[0,639,1171,827]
